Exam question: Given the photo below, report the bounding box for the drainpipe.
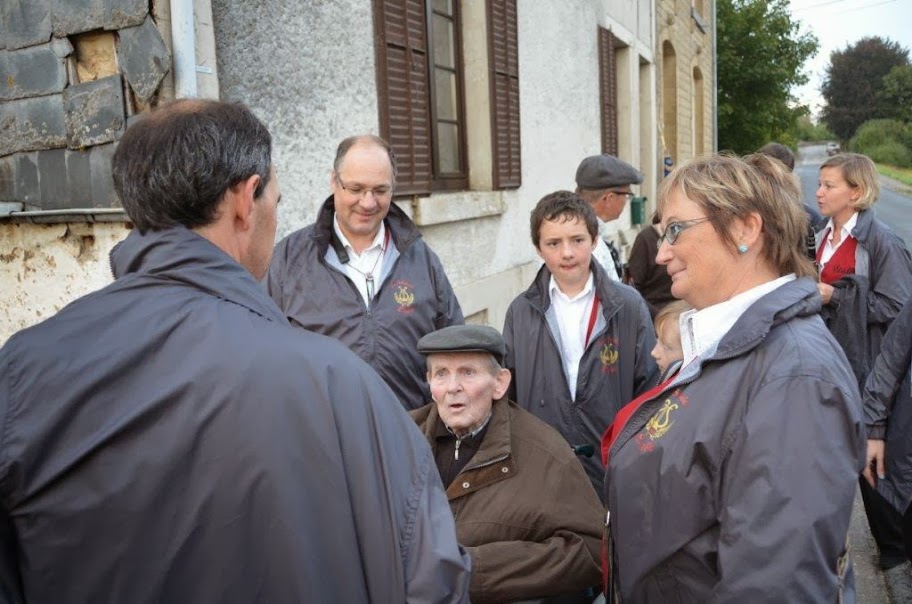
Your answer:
[711,0,718,151]
[170,0,198,98]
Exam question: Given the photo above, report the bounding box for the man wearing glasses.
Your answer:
[574,153,644,281]
[267,135,464,410]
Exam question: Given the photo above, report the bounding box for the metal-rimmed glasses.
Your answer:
[336,174,392,201]
[660,217,711,245]
[609,190,635,200]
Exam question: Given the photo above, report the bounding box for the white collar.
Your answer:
[680,274,796,366]
[824,212,858,241]
[333,215,386,255]
[549,272,595,303]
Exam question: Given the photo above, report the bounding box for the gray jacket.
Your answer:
[816,208,912,368]
[0,227,470,604]
[503,262,658,497]
[267,196,464,410]
[605,277,865,602]
[863,297,912,514]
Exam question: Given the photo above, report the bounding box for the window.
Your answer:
[373,0,520,195]
[598,27,619,156]
[429,0,468,190]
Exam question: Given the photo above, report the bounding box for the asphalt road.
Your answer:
[798,144,912,603]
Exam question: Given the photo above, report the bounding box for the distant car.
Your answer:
[826,142,840,156]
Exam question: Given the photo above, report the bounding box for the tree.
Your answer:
[879,65,912,124]
[821,37,910,141]
[717,0,817,154]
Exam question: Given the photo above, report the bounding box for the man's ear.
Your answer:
[229,174,261,231]
[493,368,511,400]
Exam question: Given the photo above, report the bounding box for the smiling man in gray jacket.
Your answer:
[266,135,464,410]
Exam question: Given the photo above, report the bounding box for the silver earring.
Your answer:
[738,244,748,254]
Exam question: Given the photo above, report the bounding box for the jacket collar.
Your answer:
[310,194,422,255]
[524,261,624,319]
[710,276,822,360]
[109,226,287,324]
[417,398,513,468]
[851,208,875,245]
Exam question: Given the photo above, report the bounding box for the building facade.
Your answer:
[657,0,715,171]
[1,0,714,344]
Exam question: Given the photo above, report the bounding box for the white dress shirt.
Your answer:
[680,274,797,367]
[333,216,387,307]
[818,212,858,268]
[550,273,597,400]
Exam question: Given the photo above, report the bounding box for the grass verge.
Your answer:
[877,164,912,188]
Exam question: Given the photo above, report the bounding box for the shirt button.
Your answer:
[462,481,470,489]
[501,466,509,473]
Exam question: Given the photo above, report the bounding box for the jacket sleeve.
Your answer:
[0,350,24,604]
[264,237,290,308]
[502,304,518,402]
[632,297,659,396]
[863,298,912,438]
[464,461,602,602]
[863,234,912,327]
[713,375,864,601]
[430,251,464,328]
[403,459,472,604]
[626,229,651,287]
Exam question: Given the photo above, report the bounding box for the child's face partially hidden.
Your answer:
[651,322,683,373]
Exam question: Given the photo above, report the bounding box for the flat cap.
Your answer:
[575,154,643,189]
[417,325,505,364]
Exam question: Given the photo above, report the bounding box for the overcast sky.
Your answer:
[787,0,912,119]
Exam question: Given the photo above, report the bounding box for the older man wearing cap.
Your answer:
[575,154,644,280]
[410,325,603,604]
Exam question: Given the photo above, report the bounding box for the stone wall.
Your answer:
[0,0,172,212]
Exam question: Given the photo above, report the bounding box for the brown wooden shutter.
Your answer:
[488,0,521,189]
[374,0,432,195]
[598,27,619,156]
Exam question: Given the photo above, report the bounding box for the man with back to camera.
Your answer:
[0,100,470,603]
[575,153,644,280]
[267,135,464,410]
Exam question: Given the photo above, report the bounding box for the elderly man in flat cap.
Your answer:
[410,325,603,604]
[575,154,644,280]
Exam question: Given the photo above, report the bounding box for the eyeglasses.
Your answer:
[660,218,711,245]
[336,175,392,200]
[609,190,635,200]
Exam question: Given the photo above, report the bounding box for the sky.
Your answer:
[787,0,912,120]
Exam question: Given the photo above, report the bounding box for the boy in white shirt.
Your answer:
[503,191,658,498]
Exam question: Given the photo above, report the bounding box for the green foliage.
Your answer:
[879,65,912,123]
[849,119,912,168]
[792,115,835,142]
[821,37,910,141]
[866,142,912,168]
[717,0,817,154]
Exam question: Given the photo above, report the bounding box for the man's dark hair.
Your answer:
[530,190,599,248]
[112,99,272,233]
[333,135,398,187]
[757,142,795,172]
